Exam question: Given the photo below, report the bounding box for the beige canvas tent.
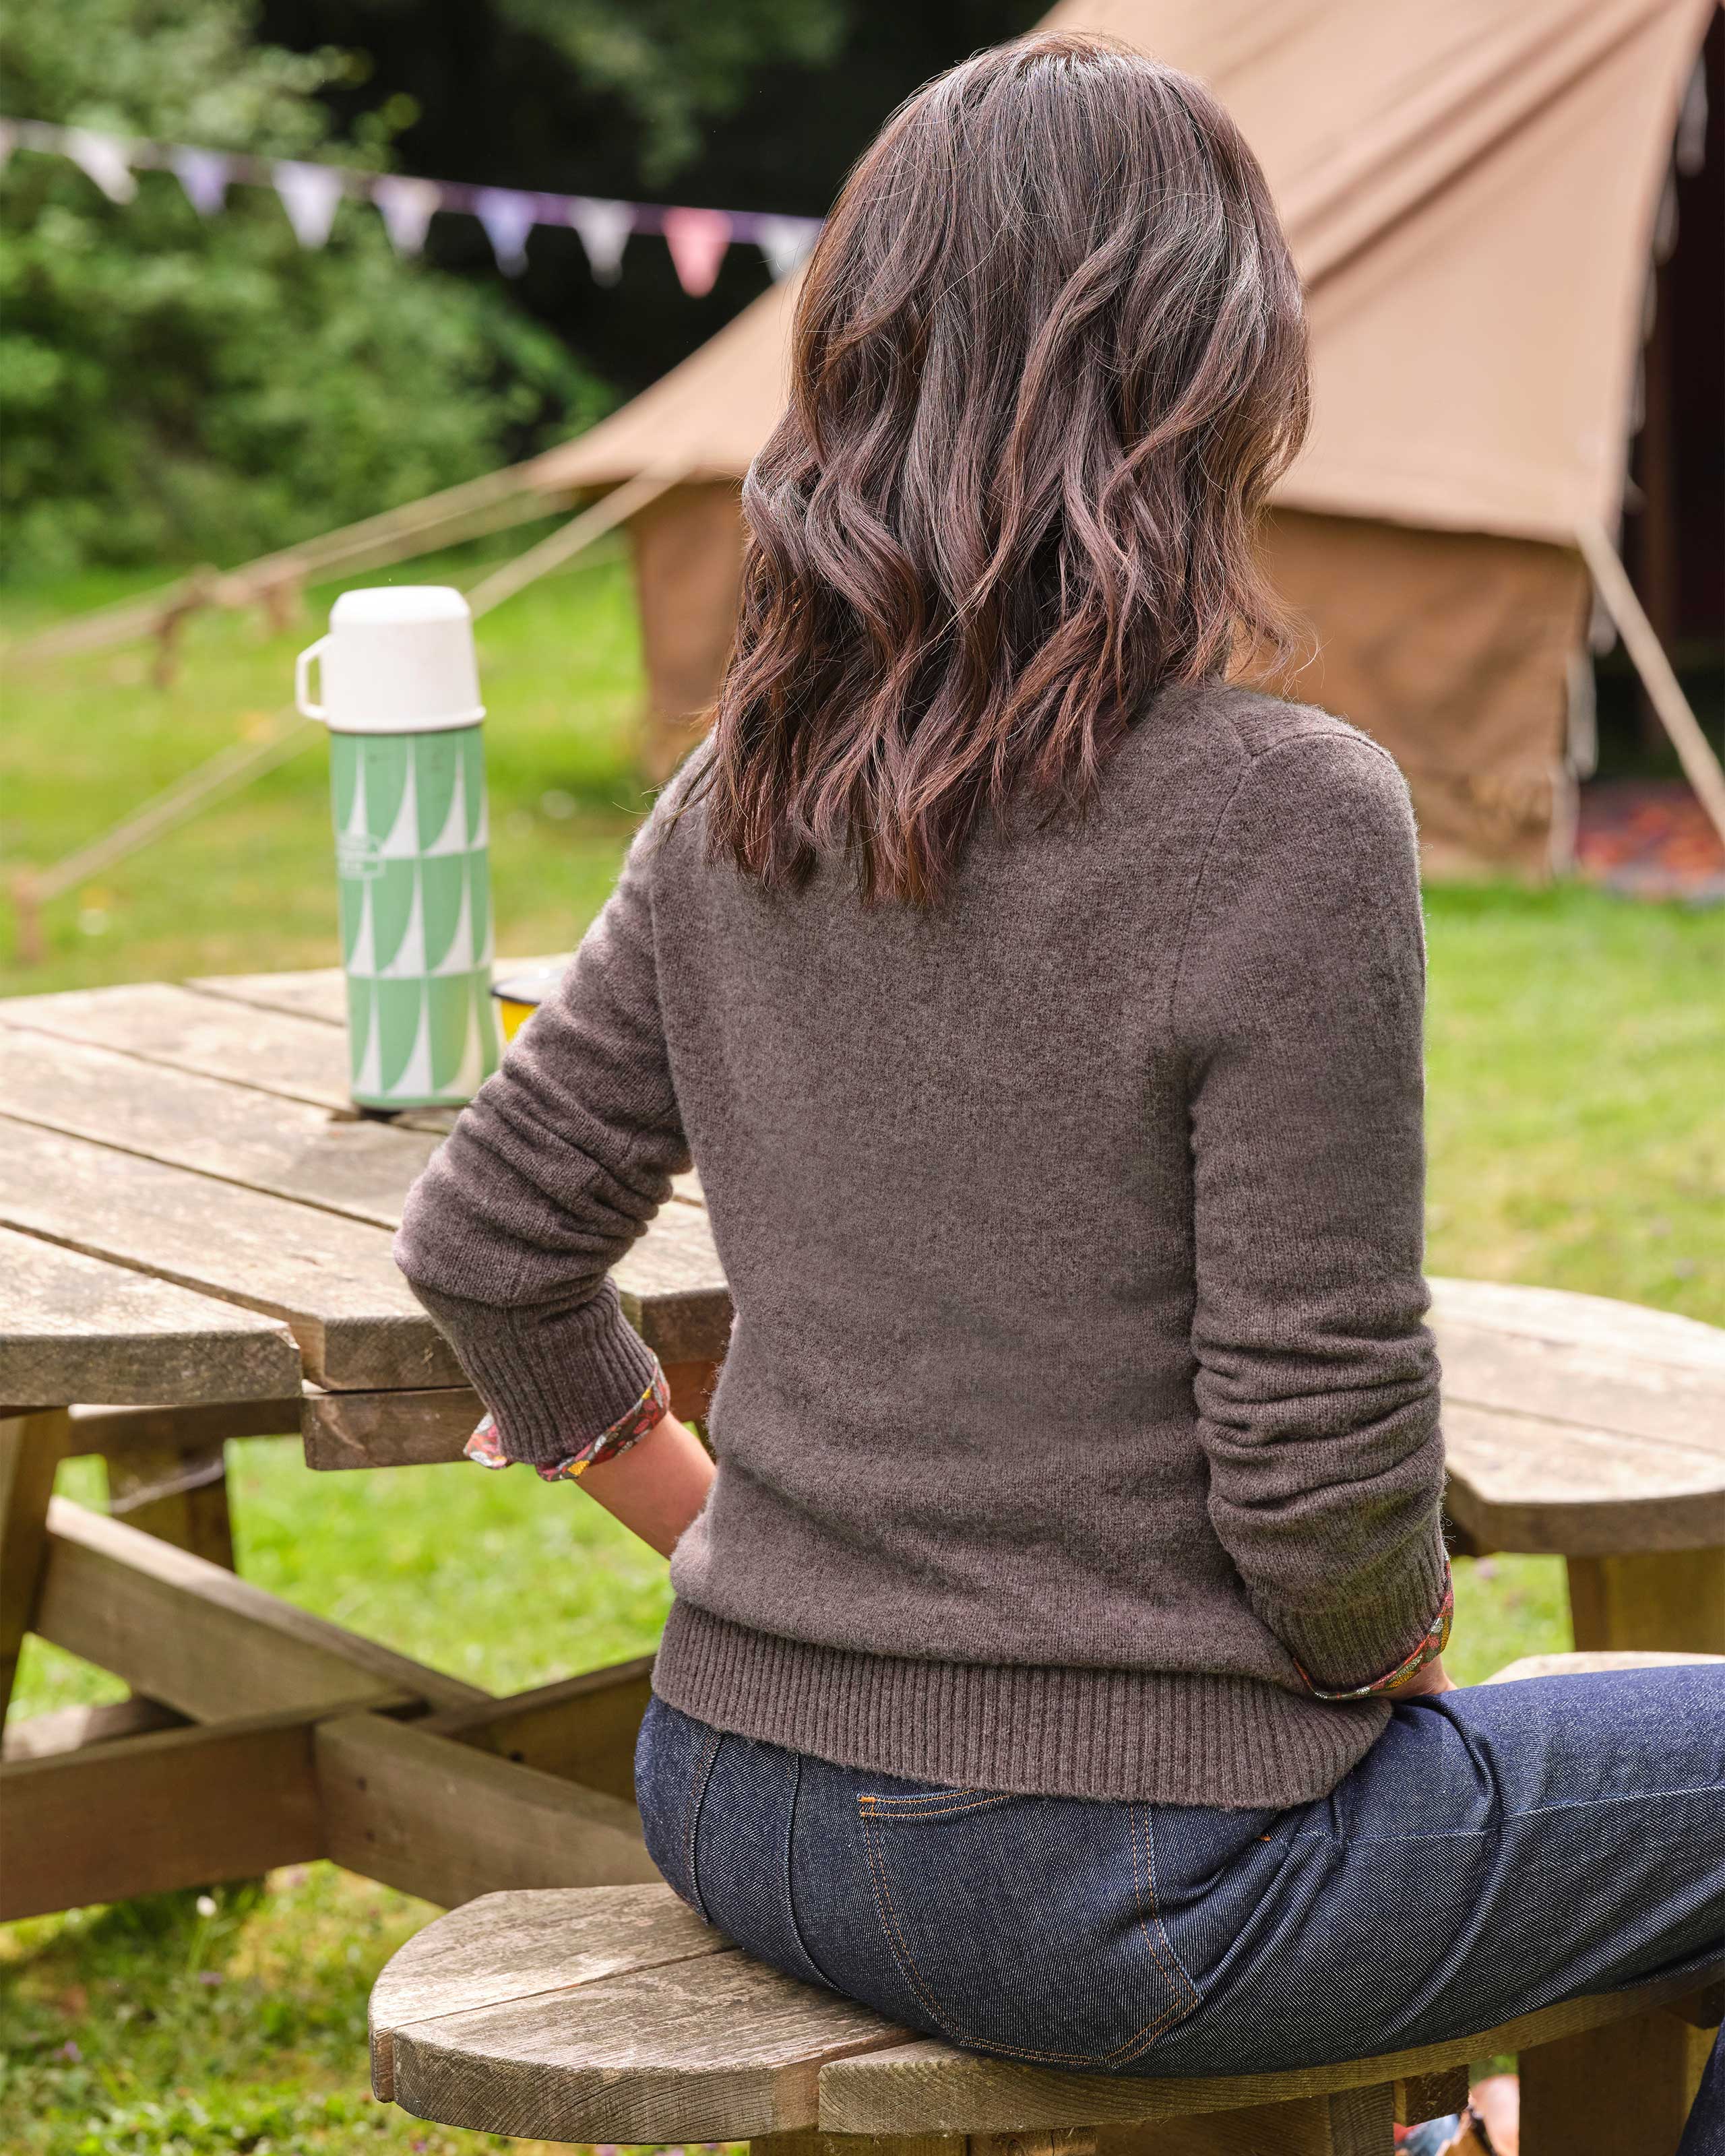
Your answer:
[525,0,1718,871]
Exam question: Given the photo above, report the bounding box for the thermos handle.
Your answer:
[294,636,330,722]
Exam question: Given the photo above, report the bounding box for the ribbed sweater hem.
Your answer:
[652,1599,1390,1808]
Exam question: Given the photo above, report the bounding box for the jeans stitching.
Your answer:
[862,1789,1015,1812]
[854,1793,1197,2070]
[859,1794,1017,1820]
[683,1724,725,1923]
[858,1800,964,2043]
[782,1750,836,1991]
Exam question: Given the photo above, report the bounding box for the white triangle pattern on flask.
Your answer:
[469,788,489,848]
[390,992,435,1101]
[425,756,468,858]
[432,876,474,976]
[379,757,420,859]
[450,987,486,1097]
[346,880,376,976]
[342,754,369,842]
[352,984,383,1099]
[380,868,427,978]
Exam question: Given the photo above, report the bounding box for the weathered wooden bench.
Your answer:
[371,1655,1725,2156]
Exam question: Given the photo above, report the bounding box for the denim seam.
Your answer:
[1274,1781,1725,1849]
[1107,1800,1201,2067]
[682,1723,726,1924]
[781,1750,836,1992]
[854,1794,1198,2070]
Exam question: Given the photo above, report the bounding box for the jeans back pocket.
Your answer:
[857,1785,1202,2070]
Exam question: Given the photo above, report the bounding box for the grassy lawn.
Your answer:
[2,559,1722,2152]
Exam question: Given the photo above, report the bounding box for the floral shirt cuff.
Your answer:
[463,1362,670,1482]
[1294,1564,1453,1701]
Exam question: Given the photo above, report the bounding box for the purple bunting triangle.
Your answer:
[171,146,230,217]
[474,186,536,276]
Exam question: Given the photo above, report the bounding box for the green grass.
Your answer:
[3,561,1722,2151]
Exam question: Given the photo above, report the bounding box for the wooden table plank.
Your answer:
[0,1121,459,1389]
[0,981,353,1110]
[1435,1318,1725,1451]
[316,1713,657,1915]
[0,1708,327,1922]
[0,1027,730,1368]
[0,1226,301,1406]
[1429,1275,1725,1372]
[187,955,572,1032]
[1443,1401,1725,1555]
[36,1496,485,1717]
[0,1028,440,1230]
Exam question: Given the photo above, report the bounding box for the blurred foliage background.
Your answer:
[0,0,1046,579]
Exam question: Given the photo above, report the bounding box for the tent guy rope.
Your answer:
[7,468,691,968]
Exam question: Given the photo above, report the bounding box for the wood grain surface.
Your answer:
[0,1121,460,1390]
[0,1227,300,1407]
[0,1707,327,1922]
[33,1496,480,1717]
[387,1942,907,2145]
[0,980,356,1109]
[315,1713,658,1915]
[370,1882,726,2099]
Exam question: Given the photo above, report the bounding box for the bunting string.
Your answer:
[0,117,824,292]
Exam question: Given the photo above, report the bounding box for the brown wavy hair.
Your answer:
[698,31,1309,905]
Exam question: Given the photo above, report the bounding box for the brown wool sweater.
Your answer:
[395,684,1448,1807]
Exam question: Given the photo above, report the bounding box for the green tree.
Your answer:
[0,0,609,578]
[493,0,847,183]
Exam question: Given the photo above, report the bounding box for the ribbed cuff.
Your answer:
[1252,1520,1451,1696]
[409,1275,660,1467]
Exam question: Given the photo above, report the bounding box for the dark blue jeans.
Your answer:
[637,1665,1725,2147]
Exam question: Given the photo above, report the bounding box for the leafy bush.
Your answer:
[0,0,610,579]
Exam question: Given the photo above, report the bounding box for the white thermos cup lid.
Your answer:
[295,585,485,735]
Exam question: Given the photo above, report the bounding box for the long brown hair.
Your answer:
[699,31,1309,906]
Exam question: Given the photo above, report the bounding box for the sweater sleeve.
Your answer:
[1172,726,1447,1694]
[394,794,691,1467]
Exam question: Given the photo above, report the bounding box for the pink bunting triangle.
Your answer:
[662,205,732,298]
[474,186,536,276]
[274,160,345,247]
[373,173,442,255]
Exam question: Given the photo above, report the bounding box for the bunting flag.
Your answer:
[567,195,633,286]
[662,204,733,297]
[753,212,820,281]
[373,172,441,255]
[64,127,137,203]
[2,117,825,291]
[273,159,346,247]
[474,184,538,276]
[170,145,230,217]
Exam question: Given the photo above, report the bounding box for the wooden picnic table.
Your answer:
[1,963,1722,1925]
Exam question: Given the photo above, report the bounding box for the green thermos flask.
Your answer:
[295,587,501,1112]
